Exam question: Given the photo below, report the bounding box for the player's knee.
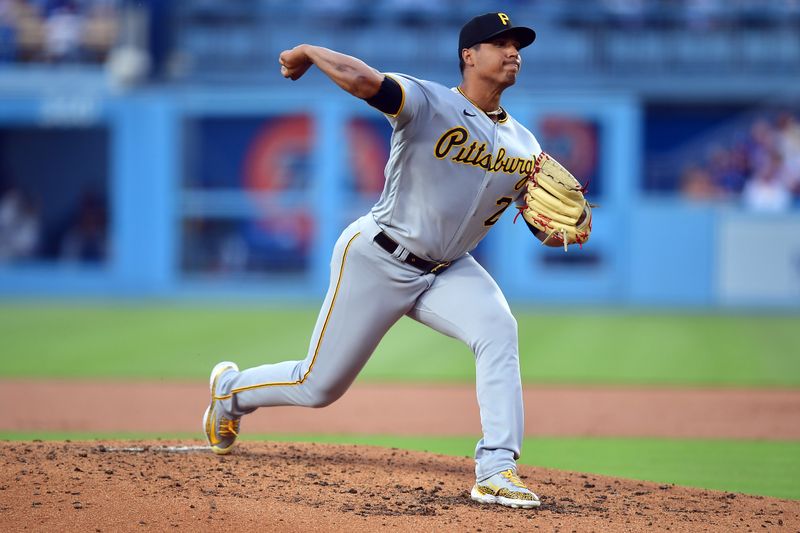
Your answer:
[503,313,519,339]
[305,383,346,408]
[471,312,518,356]
[477,311,518,343]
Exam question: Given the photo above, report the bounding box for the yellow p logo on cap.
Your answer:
[498,13,509,25]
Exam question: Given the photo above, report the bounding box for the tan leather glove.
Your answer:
[522,152,592,251]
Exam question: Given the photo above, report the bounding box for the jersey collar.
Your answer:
[455,86,509,123]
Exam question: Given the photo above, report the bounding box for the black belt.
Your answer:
[374,232,452,275]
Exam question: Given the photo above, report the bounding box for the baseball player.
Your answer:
[204,12,591,509]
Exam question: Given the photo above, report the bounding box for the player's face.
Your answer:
[474,37,522,87]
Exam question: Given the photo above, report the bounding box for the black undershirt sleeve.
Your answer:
[365,76,403,116]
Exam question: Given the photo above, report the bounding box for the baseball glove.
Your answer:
[521,152,592,251]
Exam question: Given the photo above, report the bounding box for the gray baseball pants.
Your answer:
[216,214,524,480]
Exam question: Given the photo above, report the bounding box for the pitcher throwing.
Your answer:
[203,12,592,509]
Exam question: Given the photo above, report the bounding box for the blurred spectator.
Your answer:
[775,112,800,195]
[0,186,41,262]
[10,0,45,61]
[0,0,17,60]
[742,152,792,212]
[747,119,776,175]
[81,2,116,61]
[44,3,83,62]
[678,110,800,208]
[706,145,747,197]
[680,165,720,200]
[59,189,107,263]
[0,0,117,64]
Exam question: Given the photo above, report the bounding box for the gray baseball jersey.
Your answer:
[373,73,542,261]
[214,73,542,481]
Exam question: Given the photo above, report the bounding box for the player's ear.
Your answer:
[462,47,475,69]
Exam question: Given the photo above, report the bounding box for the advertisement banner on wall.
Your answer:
[180,113,395,277]
[717,214,800,305]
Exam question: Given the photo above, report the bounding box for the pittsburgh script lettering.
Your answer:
[434,126,535,176]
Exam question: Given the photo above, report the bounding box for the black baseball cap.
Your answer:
[458,12,536,58]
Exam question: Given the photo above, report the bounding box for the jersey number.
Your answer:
[483,196,513,227]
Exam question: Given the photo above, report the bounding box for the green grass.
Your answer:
[4,304,797,501]
[0,303,798,386]
[2,431,797,500]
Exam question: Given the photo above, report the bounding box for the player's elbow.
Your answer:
[349,73,382,99]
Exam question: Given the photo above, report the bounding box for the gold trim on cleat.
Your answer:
[470,470,541,509]
[203,362,240,454]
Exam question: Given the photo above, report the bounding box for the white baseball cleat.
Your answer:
[202,361,241,455]
[470,469,541,509]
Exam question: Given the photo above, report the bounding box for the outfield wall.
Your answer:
[0,85,798,308]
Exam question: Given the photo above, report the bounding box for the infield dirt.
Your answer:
[2,440,799,532]
[3,380,800,531]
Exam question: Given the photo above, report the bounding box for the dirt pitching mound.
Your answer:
[2,440,798,532]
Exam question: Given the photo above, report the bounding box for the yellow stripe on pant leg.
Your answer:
[218,232,362,399]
